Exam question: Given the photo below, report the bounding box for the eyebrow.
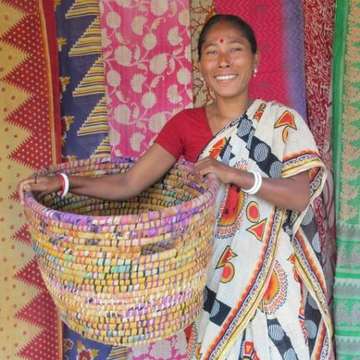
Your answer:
[229,39,247,44]
[203,37,248,47]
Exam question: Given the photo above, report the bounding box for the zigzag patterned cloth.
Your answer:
[333,1,360,358]
[56,0,110,160]
[56,0,113,358]
[0,0,62,359]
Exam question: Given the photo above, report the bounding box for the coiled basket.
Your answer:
[23,158,218,346]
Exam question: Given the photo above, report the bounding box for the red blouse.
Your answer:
[155,108,213,162]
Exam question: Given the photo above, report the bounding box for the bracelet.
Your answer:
[57,173,70,198]
[242,170,262,195]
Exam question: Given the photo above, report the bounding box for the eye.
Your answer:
[205,49,217,56]
[230,47,243,53]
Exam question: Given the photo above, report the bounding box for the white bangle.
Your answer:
[243,170,262,195]
[59,173,70,198]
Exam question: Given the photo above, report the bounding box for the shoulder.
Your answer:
[158,107,205,135]
[257,100,307,128]
[265,100,304,119]
[170,107,205,121]
[165,107,206,128]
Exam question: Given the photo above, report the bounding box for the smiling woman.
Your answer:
[196,15,259,136]
[19,13,333,360]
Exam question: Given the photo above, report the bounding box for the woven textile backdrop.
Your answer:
[55,0,118,358]
[56,0,110,160]
[333,0,360,358]
[0,0,62,359]
[303,0,336,303]
[190,0,215,107]
[215,0,307,119]
[101,0,193,158]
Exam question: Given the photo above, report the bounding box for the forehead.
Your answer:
[203,21,247,44]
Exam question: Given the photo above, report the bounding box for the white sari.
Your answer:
[193,100,333,360]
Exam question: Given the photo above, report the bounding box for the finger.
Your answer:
[194,159,210,171]
[198,167,212,177]
[206,173,219,180]
[19,183,29,204]
[194,157,210,166]
[18,177,37,204]
[19,189,24,205]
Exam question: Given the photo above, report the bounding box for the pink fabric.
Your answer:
[215,2,288,106]
[215,1,307,119]
[128,333,188,360]
[100,0,193,158]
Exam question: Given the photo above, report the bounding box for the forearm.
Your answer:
[227,167,310,212]
[68,144,176,200]
[18,144,176,204]
[68,173,137,200]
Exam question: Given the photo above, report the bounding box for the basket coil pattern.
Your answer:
[24,158,218,346]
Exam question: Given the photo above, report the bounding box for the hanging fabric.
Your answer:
[56,0,110,160]
[303,0,336,306]
[333,0,360,358]
[0,0,62,358]
[214,0,307,119]
[100,0,193,158]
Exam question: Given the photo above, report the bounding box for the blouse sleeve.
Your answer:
[155,111,185,160]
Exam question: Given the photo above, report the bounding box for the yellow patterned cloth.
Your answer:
[0,0,62,359]
[333,1,360,358]
[190,0,215,107]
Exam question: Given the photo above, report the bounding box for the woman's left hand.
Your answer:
[194,157,234,184]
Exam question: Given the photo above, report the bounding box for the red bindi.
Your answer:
[219,38,224,43]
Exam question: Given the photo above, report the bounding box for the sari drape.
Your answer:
[194,99,333,359]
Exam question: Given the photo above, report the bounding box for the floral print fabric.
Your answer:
[128,333,188,360]
[100,0,193,158]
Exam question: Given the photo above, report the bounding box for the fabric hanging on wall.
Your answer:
[56,0,110,160]
[190,0,215,107]
[303,0,336,304]
[333,0,360,358]
[0,0,62,359]
[55,0,112,356]
[101,0,193,158]
[62,326,128,360]
[215,0,307,119]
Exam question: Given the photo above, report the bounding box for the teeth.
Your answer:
[215,75,236,80]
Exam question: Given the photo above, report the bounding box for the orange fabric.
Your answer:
[0,0,62,359]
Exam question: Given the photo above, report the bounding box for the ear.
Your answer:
[253,52,260,71]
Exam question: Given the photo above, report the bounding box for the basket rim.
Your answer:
[24,157,219,226]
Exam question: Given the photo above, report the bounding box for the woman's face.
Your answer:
[199,21,258,100]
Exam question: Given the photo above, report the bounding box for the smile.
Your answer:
[215,74,237,81]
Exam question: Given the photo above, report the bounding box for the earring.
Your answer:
[253,68,258,78]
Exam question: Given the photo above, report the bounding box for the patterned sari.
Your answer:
[193,99,333,359]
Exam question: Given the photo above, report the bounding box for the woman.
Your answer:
[19,14,333,360]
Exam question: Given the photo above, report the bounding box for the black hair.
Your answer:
[197,14,257,59]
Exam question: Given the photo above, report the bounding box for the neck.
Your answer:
[213,94,250,121]
[206,94,252,135]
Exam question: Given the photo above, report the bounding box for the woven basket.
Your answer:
[24,158,218,346]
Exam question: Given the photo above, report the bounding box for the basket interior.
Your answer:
[35,163,205,217]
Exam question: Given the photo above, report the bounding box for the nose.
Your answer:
[218,51,231,68]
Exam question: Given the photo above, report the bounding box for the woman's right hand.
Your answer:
[18,175,62,205]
